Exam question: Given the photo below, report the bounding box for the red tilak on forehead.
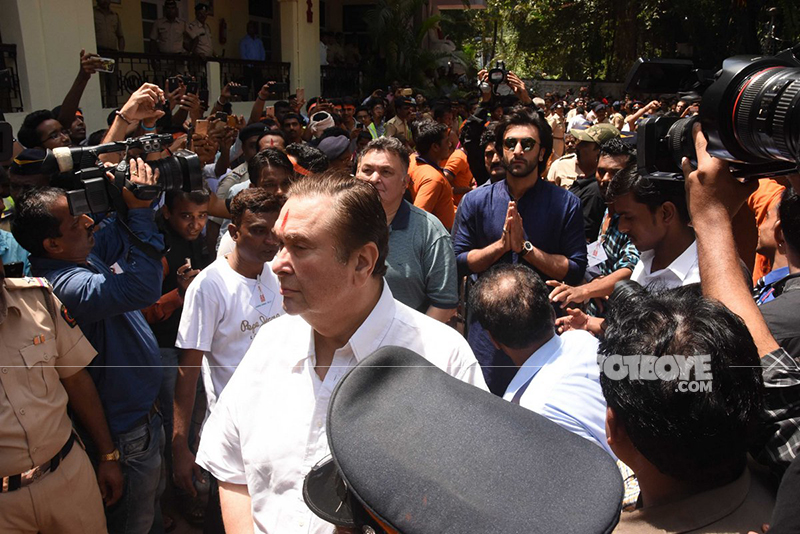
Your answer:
[280,209,290,232]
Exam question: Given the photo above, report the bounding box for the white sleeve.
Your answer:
[195,389,248,484]
[453,340,489,392]
[175,275,222,351]
[216,232,235,259]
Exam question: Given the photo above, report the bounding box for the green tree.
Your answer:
[478,0,800,81]
[363,0,472,90]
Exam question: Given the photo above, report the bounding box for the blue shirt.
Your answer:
[0,229,31,276]
[504,330,613,457]
[755,266,791,306]
[453,178,587,394]
[30,209,165,435]
[239,35,266,62]
[453,178,587,284]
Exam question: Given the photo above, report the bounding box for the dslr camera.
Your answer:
[488,61,508,86]
[625,44,800,181]
[41,133,202,215]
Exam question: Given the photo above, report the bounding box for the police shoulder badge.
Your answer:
[60,304,78,328]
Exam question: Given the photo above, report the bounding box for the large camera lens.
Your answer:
[149,149,203,192]
[701,48,800,175]
[733,67,800,163]
[666,115,699,169]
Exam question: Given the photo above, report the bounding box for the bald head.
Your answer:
[469,264,554,349]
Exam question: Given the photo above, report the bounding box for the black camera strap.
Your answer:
[106,178,167,263]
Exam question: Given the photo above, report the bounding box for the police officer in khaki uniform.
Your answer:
[547,102,566,160]
[185,3,214,59]
[148,0,187,55]
[0,257,123,533]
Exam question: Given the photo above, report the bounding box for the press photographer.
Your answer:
[11,158,169,534]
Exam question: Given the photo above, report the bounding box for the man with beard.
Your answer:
[452,107,586,394]
[173,189,285,528]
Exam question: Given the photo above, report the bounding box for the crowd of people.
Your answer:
[1,42,800,534]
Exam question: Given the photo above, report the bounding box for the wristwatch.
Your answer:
[520,241,534,257]
[99,448,120,462]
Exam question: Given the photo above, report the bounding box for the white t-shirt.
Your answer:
[631,240,700,290]
[196,283,487,534]
[216,231,235,259]
[176,255,284,415]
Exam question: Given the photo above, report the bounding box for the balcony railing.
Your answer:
[97,52,209,108]
[218,58,291,101]
[97,52,290,108]
[0,44,23,114]
[321,65,361,97]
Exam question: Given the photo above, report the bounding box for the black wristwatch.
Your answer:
[520,241,534,257]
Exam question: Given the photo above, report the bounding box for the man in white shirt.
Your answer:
[196,174,486,534]
[172,189,285,503]
[470,263,611,455]
[607,166,699,289]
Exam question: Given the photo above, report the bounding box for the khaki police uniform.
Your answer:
[150,17,187,55]
[186,20,213,58]
[547,114,566,160]
[546,153,583,190]
[0,277,107,533]
[93,7,123,52]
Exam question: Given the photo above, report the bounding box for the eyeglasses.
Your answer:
[503,137,539,152]
[43,129,69,142]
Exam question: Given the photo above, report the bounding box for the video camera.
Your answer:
[625,44,800,181]
[41,133,202,215]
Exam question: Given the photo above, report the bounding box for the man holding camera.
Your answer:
[13,159,167,534]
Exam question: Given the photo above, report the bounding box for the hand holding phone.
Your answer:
[195,119,209,136]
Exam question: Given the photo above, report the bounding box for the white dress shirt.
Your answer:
[631,240,700,290]
[503,330,613,457]
[196,283,487,534]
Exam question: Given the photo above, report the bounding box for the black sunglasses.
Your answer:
[503,137,539,152]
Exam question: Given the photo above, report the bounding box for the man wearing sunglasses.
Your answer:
[453,106,587,395]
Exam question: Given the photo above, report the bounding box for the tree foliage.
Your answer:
[480,0,800,81]
[364,0,471,90]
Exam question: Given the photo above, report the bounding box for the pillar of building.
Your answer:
[278,0,321,100]
[0,0,102,131]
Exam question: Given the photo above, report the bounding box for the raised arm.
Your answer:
[57,50,103,130]
[682,124,778,356]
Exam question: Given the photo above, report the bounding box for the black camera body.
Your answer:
[488,61,507,85]
[0,121,12,162]
[627,45,800,181]
[42,134,202,216]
